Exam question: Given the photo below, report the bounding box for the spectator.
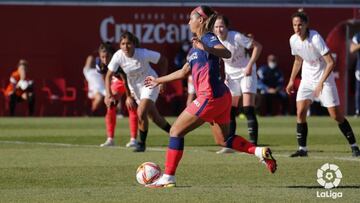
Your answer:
[350,32,360,117]
[4,59,35,116]
[83,55,106,116]
[257,54,289,115]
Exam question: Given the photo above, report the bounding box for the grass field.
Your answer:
[0,116,359,202]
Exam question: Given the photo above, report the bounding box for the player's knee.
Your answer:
[137,109,147,121]
[296,108,307,120]
[243,106,255,119]
[169,126,182,137]
[330,114,344,123]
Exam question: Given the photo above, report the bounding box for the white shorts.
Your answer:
[128,71,160,104]
[88,89,106,99]
[225,74,257,96]
[296,81,340,107]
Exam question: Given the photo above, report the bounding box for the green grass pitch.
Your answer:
[0,116,359,202]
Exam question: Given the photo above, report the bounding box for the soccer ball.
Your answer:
[136,162,162,185]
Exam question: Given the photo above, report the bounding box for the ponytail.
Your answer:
[205,13,218,32]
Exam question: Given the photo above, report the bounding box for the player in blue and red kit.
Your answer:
[144,5,277,188]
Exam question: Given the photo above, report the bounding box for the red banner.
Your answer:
[0,4,357,116]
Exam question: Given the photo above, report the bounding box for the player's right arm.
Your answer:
[144,63,190,88]
[104,52,120,107]
[117,69,137,110]
[104,69,115,107]
[286,55,302,95]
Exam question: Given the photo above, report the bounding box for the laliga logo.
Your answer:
[316,163,342,189]
[316,163,343,199]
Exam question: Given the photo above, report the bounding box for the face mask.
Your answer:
[268,61,277,69]
[182,44,190,52]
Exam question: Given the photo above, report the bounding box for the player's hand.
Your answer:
[192,37,208,51]
[314,83,323,98]
[144,76,159,88]
[159,83,166,94]
[104,95,116,108]
[125,96,137,110]
[244,65,252,76]
[286,81,294,95]
[268,88,277,94]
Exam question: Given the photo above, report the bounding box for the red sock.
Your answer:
[229,135,256,154]
[164,137,184,175]
[128,107,138,139]
[105,107,116,139]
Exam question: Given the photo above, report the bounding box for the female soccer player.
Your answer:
[96,42,139,148]
[213,15,262,150]
[105,32,171,152]
[286,10,360,157]
[144,6,277,188]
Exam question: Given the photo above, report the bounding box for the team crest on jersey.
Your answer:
[187,52,198,62]
[210,36,217,42]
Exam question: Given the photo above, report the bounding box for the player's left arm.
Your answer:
[319,53,335,85]
[314,53,335,97]
[118,69,137,110]
[104,70,115,107]
[192,36,231,59]
[206,43,231,59]
[245,40,262,75]
[156,55,168,77]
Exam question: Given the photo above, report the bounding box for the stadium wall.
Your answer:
[0,4,358,116]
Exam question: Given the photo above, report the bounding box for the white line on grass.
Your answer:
[1,140,359,162]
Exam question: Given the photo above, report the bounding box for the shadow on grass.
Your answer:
[284,185,360,189]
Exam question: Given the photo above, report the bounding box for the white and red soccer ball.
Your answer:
[136,162,162,185]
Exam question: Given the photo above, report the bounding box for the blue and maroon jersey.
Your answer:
[187,32,229,98]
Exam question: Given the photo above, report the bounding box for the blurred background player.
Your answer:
[96,42,139,148]
[145,5,276,188]
[4,59,35,116]
[213,15,262,154]
[257,54,289,116]
[83,55,106,116]
[286,10,360,157]
[174,40,196,106]
[105,31,171,152]
[350,32,360,117]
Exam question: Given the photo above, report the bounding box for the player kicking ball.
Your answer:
[144,5,277,188]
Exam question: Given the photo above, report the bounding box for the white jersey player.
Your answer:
[286,10,359,157]
[213,15,262,153]
[105,31,171,152]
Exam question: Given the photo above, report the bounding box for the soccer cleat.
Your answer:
[100,139,114,147]
[351,146,360,157]
[126,139,138,148]
[216,147,235,154]
[290,150,308,157]
[133,142,146,152]
[261,147,277,174]
[146,174,176,188]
